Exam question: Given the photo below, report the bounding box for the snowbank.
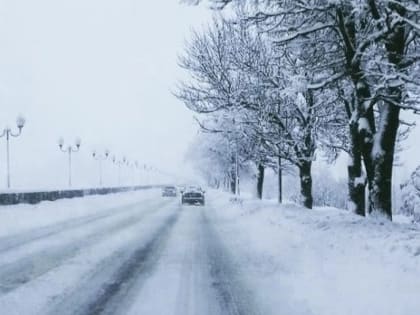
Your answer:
[0,189,160,238]
[209,191,420,315]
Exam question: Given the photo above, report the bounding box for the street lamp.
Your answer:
[112,155,127,186]
[0,115,26,188]
[92,149,110,186]
[58,137,81,187]
[129,160,142,186]
[143,164,153,185]
[134,161,141,185]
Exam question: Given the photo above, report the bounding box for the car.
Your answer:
[181,189,205,206]
[162,186,177,197]
[186,185,205,193]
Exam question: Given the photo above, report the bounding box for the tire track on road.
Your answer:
[45,205,181,315]
[173,207,215,315]
[202,209,263,315]
[0,197,159,255]
[0,199,173,295]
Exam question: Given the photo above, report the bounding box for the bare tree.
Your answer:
[196,0,420,220]
[177,17,343,208]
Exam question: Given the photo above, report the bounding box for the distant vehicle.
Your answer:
[186,185,205,193]
[162,186,177,197]
[181,189,205,206]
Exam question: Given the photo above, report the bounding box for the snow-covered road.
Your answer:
[1,190,419,315]
[0,191,263,315]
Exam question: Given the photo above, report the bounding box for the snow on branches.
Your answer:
[183,0,420,219]
[400,166,420,222]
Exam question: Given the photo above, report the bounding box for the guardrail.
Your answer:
[0,185,160,206]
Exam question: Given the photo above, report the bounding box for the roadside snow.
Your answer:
[209,191,420,315]
[0,189,159,238]
[1,189,418,315]
[0,203,177,315]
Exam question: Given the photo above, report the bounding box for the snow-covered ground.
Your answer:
[210,191,420,315]
[0,189,418,315]
[0,189,158,238]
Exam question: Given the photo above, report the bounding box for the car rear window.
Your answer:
[185,192,202,198]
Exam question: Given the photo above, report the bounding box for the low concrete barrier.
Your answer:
[0,185,159,206]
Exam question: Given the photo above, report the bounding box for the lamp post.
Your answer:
[143,164,150,185]
[128,160,138,186]
[92,149,110,186]
[58,137,81,187]
[0,116,26,189]
[134,161,142,185]
[0,116,26,188]
[112,155,127,186]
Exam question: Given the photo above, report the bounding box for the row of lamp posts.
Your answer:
[57,139,152,188]
[0,115,154,189]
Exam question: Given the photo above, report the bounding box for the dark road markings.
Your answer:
[0,201,171,295]
[202,211,263,315]
[87,212,179,315]
[46,206,181,315]
[0,198,165,255]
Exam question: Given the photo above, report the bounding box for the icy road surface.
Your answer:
[0,191,263,315]
[2,190,419,315]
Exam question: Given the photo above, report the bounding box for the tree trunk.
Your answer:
[337,7,374,214]
[278,156,282,204]
[369,103,400,220]
[337,3,405,221]
[352,81,375,212]
[256,164,264,199]
[360,107,376,214]
[298,160,313,209]
[229,168,236,194]
[368,2,405,220]
[347,122,366,216]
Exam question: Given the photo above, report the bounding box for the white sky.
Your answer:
[0,0,418,191]
[0,0,212,189]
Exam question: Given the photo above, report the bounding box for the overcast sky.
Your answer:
[0,0,418,191]
[0,0,212,189]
